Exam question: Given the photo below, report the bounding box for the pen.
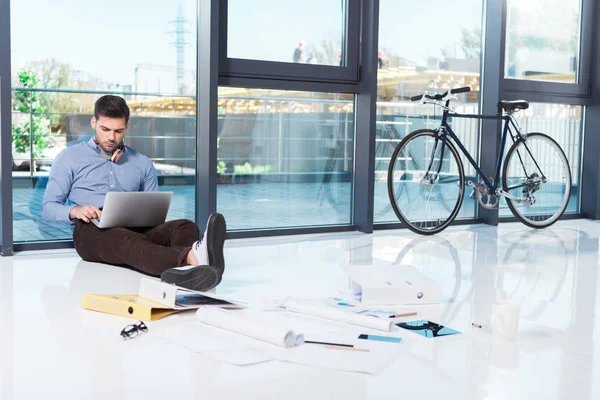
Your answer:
[388,312,418,319]
[472,323,482,329]
[304,340,354,348]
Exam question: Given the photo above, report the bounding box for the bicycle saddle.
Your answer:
[498,100,529,111]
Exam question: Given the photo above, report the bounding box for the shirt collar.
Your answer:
[87,136,124,162]
[87,136,101,154]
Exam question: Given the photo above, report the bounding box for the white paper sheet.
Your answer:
[254,310,344,335]
[158,311,342,353]
[278,344,401,375]
[157,321,267,352]
[204,348,275,366]
[284,299,394,332]
[195,307,303,348]
[198,336,403,375]
[157,318,401,374]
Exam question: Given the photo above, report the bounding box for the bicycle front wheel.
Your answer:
[502,132,571,228]
[387,129,465,235]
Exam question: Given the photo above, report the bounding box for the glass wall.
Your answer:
[216,88,354,230]
[499,103,583,217]
[10,0,197,243]
[2,0,593,248]
[227,0,346,66]
[505,0,582,83]
[374,0,484,224]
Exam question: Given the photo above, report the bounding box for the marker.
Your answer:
[388,312,418,319]
[358,334,402,343]
[304,340,353,348]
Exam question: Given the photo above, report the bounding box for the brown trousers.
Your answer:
[73,219,200,276]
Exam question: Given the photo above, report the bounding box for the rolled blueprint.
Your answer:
[284,299,394,332]
[195,307,304,348]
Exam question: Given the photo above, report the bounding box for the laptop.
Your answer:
[91,191,173,229]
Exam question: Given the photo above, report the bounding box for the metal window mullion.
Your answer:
[218,76,359,94]
[196,0,220,228]
[501,91,589,106]
[0,0,13,256]
[478,0,506,226]
[580,0,600,219]
[353,0,379,233]
[577,0,593,88]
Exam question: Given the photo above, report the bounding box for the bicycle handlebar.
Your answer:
[410,86,471,102]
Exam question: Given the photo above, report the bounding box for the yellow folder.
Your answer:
[81,293,183,321]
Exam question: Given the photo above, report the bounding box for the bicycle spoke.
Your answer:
[502,133,571,227]
[388,130,464,234]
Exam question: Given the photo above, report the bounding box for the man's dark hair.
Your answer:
[94,95,130,124]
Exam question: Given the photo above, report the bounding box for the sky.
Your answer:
[10,0,198,93]
[10,0,483,94]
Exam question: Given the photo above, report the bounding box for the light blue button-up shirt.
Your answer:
[42,137,159,225]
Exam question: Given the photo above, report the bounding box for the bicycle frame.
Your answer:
[428,101,530,193]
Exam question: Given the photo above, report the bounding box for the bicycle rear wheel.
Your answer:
[502,132,571,228]
[387,129,465,235]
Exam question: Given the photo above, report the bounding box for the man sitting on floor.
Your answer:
[41,95,225,291]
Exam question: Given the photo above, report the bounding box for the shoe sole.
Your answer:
[205,213,226,272]
[161,265,222,292]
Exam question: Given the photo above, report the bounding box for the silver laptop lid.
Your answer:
[95,191,173,229]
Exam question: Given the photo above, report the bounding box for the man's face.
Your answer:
[91,115,128,154]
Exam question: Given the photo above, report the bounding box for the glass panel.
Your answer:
[505,0,582,83]
[374,0,484,224]
[11,0,197,94]
[500,103,583,217]
[11,92,197,243]
[10,1,197,243]
[217,88,354,230]
[227,0,347,66]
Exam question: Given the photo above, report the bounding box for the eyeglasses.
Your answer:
[120,321,148,340]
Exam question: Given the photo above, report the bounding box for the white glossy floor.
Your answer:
[1,220,599,400]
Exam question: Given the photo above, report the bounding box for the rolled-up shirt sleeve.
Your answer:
[142,159,159,192]
[42,150,75,224]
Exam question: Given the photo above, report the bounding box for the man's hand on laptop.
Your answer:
[69,205,102,223]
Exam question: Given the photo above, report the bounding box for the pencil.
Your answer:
[304,340,353,348]
[323,345,369,352]
[388,312,418,319]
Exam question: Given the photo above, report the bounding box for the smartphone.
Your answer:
[358,334,402,343]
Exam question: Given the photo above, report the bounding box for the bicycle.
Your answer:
[387,86,572,235]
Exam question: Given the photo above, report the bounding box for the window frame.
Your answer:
[218,0,362,84]
[501,0,593,99]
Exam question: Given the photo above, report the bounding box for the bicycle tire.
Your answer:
[387,129,465,235]
[502,132,572,229]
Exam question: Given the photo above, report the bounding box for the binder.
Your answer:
[81,278,243,321]
[343,265,442,306]
[138,278,243,310]
[81,294,180,321]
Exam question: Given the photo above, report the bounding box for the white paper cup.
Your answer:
[492,300,520,341]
